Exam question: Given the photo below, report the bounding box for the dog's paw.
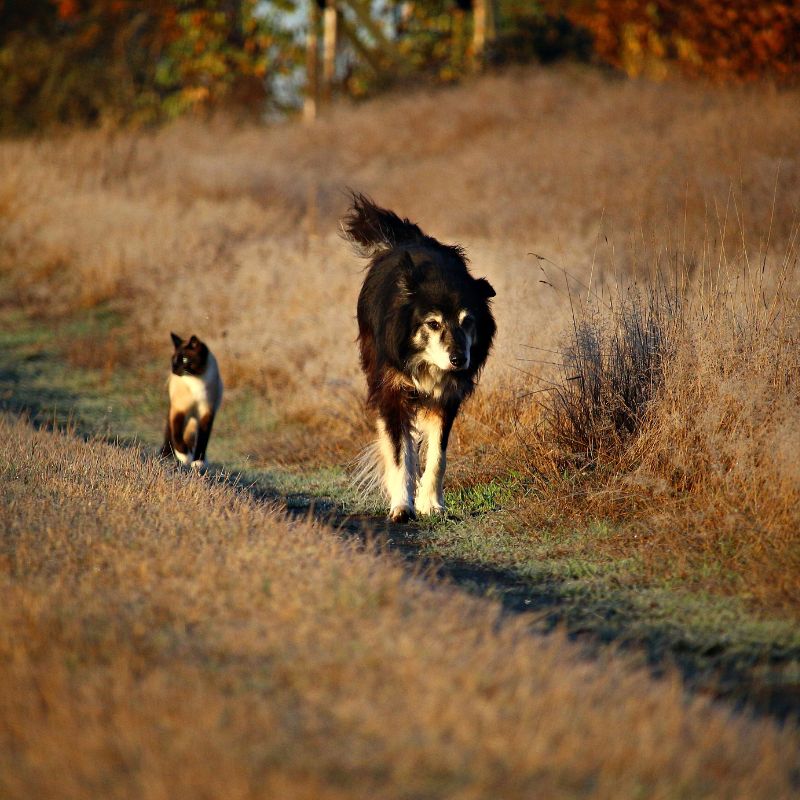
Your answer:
[175,451,192,467]
[415,490,445,516]
[190,459,207,472]
[416,503,445,517]
[389,505,414,524]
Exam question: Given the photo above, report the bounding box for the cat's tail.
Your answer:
[160,416,173,459]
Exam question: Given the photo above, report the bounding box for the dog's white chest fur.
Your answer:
[412,368,447,401]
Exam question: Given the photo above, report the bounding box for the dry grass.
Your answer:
[2,67,798,385]
[1,413,799,799]
[1,65,799,610]
[632,258,800,607]
[513,243,800,611]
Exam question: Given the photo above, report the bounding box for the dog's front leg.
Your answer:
[416,407,456,515]
[377,414,416,523]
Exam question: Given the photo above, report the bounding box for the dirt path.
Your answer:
[235,479,800,723]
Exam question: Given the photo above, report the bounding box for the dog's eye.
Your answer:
[426,320,441,331]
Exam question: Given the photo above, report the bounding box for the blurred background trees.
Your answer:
[564,0,800,82]
[1,0,798,132]
[0,0,301,131]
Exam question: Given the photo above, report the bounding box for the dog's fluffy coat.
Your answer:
[344,194,496,521]
[161,333,223,469]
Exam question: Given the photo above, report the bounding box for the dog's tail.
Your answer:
[342,192,424,258]
[349,439,387,501]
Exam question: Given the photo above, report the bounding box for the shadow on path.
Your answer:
[234,475,800,724]
[0,342,146,450]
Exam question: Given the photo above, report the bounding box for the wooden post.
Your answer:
[304,1,320,122]
[397,1,413,35]
[322,0,337,105]
[471,0,487,71]
[452,8,465,74]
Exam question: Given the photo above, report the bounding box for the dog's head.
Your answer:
[387,251,496,380]
[170,333,209,377]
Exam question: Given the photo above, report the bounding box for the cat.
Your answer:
[160,333,223,470]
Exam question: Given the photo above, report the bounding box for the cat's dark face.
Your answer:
[170,333,209,377]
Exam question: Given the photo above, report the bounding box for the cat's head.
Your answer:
[170,332,209,377]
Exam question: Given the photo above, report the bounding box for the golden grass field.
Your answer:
[2,65,799,608]
[2,65,800,795]
[2,414,799,799]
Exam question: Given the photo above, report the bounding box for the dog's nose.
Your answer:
[450,353,467,368]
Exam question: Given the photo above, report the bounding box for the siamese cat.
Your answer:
[161,333,223,470]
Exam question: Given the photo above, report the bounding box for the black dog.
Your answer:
[344,194,496,521]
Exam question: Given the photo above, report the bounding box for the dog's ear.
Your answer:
[377,253,416,367]
[396,251,419,296]
[475,277,496,299]
[170,332,182,349]
[188,334,199,346]
[382,309,409,368]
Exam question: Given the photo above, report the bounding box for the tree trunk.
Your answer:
[471,0,486,71]
[304,1,320,122]
[322,0,337,105]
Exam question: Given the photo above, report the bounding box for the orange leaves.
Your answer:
[565,0,800,83]
[54,0,134,22]
[55,0,80,20]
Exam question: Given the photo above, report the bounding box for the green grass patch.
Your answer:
[444,474,519,517]
[0,306,162,444]
[412,506,800,714]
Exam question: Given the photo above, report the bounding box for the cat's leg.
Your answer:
[191,412,214,470]
[182,417,198,465]
[160,414,173,459]
[169,411,191,466]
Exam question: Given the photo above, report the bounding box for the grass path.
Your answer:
[2,305,799,721]
[6,413,800,799]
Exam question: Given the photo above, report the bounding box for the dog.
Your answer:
[160,333,223,470]
[344,194,496,522]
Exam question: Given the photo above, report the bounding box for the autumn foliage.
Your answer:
[0,0,297,131]
[563,0,800,82]
[1,1,799,132]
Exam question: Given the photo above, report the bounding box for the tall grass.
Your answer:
[2,414,799,799]
[548,283,677,465]
[521,232,800,610]
[1,66,799,608]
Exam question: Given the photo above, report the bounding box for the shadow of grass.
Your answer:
[331,515,800,722]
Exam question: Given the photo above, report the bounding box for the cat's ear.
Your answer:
[170,332,182,349]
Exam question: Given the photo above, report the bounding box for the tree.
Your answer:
[0,0,301,131]
[560,0,800,83]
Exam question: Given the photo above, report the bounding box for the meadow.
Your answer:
[4,414,800,799]
[1,65,800,794]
